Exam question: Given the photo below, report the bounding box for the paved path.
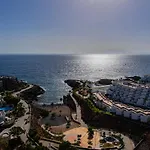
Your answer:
[39,140,59,150]
[12,84,33,97]
[0,84,33,143]
[100,129,135,150]
[70,93,134,150]
[123,134,135,150]
[70,93,87,127]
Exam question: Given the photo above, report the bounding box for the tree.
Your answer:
[102,132,106,137]
[88,127,94,139]
[8,136,23,149]
[40,109,49,118]
[45,123,49,130]
[10,126,24,138]
[59,110,62,116]
[29,128,40,142]
[59,141,77,150]
[13,102,25,117]
[51,112,56,120]
[4,94,20,106]
[59,141,71,150]
[0,137,8,150]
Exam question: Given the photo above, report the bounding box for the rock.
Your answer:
[125,76,141,81]
[64,80,82,88]
[20,85,45,101]
[95,79,113,85]
[0,76,27,92]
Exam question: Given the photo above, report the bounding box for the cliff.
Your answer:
[20,85,45,102]
[0,76,27,92]
[64,80,82,89]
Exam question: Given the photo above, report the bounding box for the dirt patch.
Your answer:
[63,127,100,149]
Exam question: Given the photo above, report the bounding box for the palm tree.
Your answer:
[88,127,94,139]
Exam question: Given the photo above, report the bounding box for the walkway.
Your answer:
[70,93,134,149]
[39,140,59,150]
[70,93,87,127]
[0,84,33,143]
[100,129,135,150]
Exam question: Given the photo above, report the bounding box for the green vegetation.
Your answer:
[86,99,101,113]
[9,136,23,149]
[0,136,49,150]
[103,143,114,148]
[19,144,49,150]
[112,134,124,149]
[86,98,113,116]
[40,109,49,118]
[45,123,49,130]
[4,94,20,106]
[73,89,113,117]
[13,102,25,117]
[100,139,106,144]
[88,140,92,145]
[29,128,40,142]
[132,76,141,81]
[102,132,106,137]
[51,112,56,120]
[59,141,77,150]
[10,126,24,137]
[66,121,71,128]
[88,126,94,139]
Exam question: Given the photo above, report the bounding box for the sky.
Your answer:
[0,0,150,54]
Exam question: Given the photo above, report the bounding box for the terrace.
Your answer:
[63,127,123,149]
[95,93,150,122]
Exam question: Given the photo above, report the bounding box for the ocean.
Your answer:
[0,54,149,103]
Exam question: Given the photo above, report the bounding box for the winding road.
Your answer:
[0,84,33,143]
[70,93,134,150]
[70,93,87,127]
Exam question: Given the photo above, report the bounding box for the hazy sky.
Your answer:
[0,0,150,54]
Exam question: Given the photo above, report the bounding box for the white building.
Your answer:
[94,92,150,123]
[115,108,123,115]
[123,110,131,118]
[140,115,150,123]
[106,80,150,109]
[131,112,140,120]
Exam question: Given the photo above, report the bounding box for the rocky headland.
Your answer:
[0,76,27,92]
[20,85,45,102]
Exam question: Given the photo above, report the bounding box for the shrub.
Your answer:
[10,127,24,137]
[40,109,49,118]
[29,128,40,142]
[4,95,20,106]
[13,102,25,117]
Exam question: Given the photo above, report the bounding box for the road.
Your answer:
[100,129,135,150]
[70,93,134,150]
[70,93,87,127]
[39,140,59,150]
[0,84,33,143]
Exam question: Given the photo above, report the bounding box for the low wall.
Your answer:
[71,114,81,125]
[133,138,145,150]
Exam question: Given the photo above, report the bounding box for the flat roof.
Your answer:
[95,93,150,115]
